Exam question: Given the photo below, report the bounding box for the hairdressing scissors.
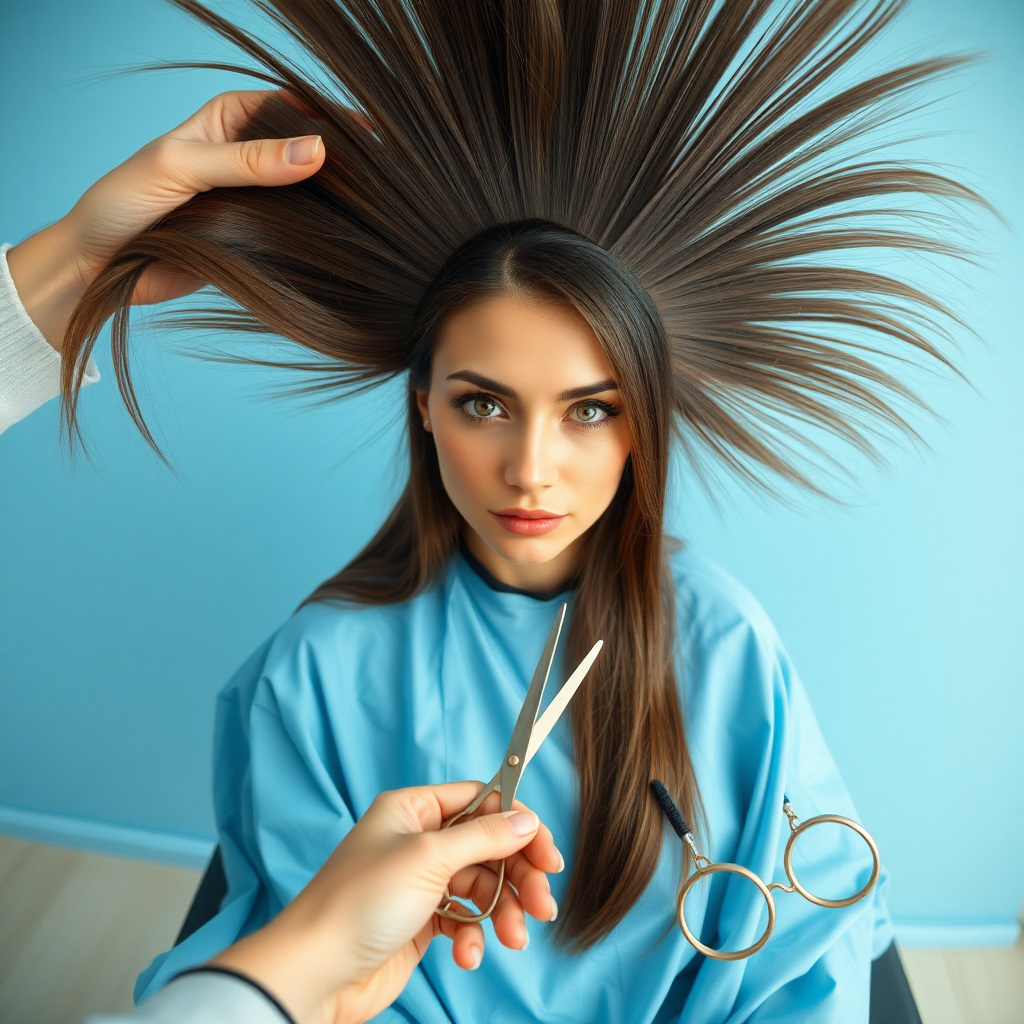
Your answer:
[651,780,880,961]
[436,604,603,923]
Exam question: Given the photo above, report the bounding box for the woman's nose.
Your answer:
[504,416,559,493]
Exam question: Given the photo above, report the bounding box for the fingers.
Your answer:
[174,88,372,142]
[511,808,563,876]
[413,781,493,828]
[172,90,280,144]
[451,921,485,970]
[433,862,542,969]
[447,863,528,951]
[360,781,485,839]
[439,844,557,944]
[139,89,332,197]
[132,262,205,306]
[142,133,325,195]
[363,783,562,883]
[431,807,544,882]
[466,792,562,875]
[505,848,558,924]
[433,913,485,970]
[56,88,360,293]
[354,781,560,962]
[442,848,556,940]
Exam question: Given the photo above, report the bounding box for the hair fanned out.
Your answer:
[63,0,978,492]
[58,0,982,953]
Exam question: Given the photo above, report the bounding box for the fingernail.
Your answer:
[556,848,565,873]
[506,810,538,836]
[521,929,530,951]
[550,898,558,922]
[469,945,482,970]
[285,135,321,164]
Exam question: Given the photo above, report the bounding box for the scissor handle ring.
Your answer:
[783,814,880,909]
[676,862,776,961]
[435,797,507,923]
[435,857,506,923]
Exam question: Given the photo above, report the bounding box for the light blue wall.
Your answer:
[1,0,1021,941]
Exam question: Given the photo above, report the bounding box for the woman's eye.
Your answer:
[465,397,501,418]
[571,403,607,424]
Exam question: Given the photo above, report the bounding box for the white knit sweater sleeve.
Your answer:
[0,241,100,434]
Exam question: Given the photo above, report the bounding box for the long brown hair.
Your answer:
[58,0,978,948]
[315,220,688,947]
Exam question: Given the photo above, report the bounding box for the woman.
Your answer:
[52,0,974,1019]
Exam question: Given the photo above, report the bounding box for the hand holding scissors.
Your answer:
[437,604,604,924]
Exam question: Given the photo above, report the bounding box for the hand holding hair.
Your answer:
[6,89,327,353]
[208,781,561,1024]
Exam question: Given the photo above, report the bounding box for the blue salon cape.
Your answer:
[138,547,892,1022]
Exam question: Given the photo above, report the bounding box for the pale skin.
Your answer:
[10,88,632,1024]
[211,784,561,1024]
[416,294,632,594]
[7,89,328,351]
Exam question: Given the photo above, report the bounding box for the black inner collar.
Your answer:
[459,540,576,602]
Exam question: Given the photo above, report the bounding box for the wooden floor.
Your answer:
[0,837,200,1024]
[901,945,1024,1024]
[0,835,1021,1023]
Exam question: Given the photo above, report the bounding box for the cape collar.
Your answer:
[458,540,577,603]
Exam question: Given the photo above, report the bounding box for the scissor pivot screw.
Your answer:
[508,755,520,766]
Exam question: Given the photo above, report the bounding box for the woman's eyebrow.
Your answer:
[446,370,518,398]
[557,379,619,401]
[445,371,619,402]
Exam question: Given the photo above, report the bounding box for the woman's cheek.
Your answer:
[572,429,631,524]
[434,423,496,510]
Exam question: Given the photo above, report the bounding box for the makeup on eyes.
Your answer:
[449,390,505,419]
[566,399,620,426]
[448,389,622,426]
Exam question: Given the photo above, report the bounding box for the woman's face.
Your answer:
[416,292,632,592]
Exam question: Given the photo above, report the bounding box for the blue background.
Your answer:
[1,0,1021,939]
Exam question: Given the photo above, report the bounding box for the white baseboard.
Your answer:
[0,804,214,869]
[893,920,1020,949]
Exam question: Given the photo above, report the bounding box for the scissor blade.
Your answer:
[524,640,603,767]
[499,604,566,808]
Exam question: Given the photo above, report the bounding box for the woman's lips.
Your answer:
[490,509,567,536]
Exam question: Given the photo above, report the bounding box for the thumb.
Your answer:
[155,134,325,193]
[428,810,540,877]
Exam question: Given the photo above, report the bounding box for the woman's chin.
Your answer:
[479,530,578,569]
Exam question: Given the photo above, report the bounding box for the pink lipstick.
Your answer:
[490,508,567,536]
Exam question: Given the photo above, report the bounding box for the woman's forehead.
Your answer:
[433,293,616,394]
